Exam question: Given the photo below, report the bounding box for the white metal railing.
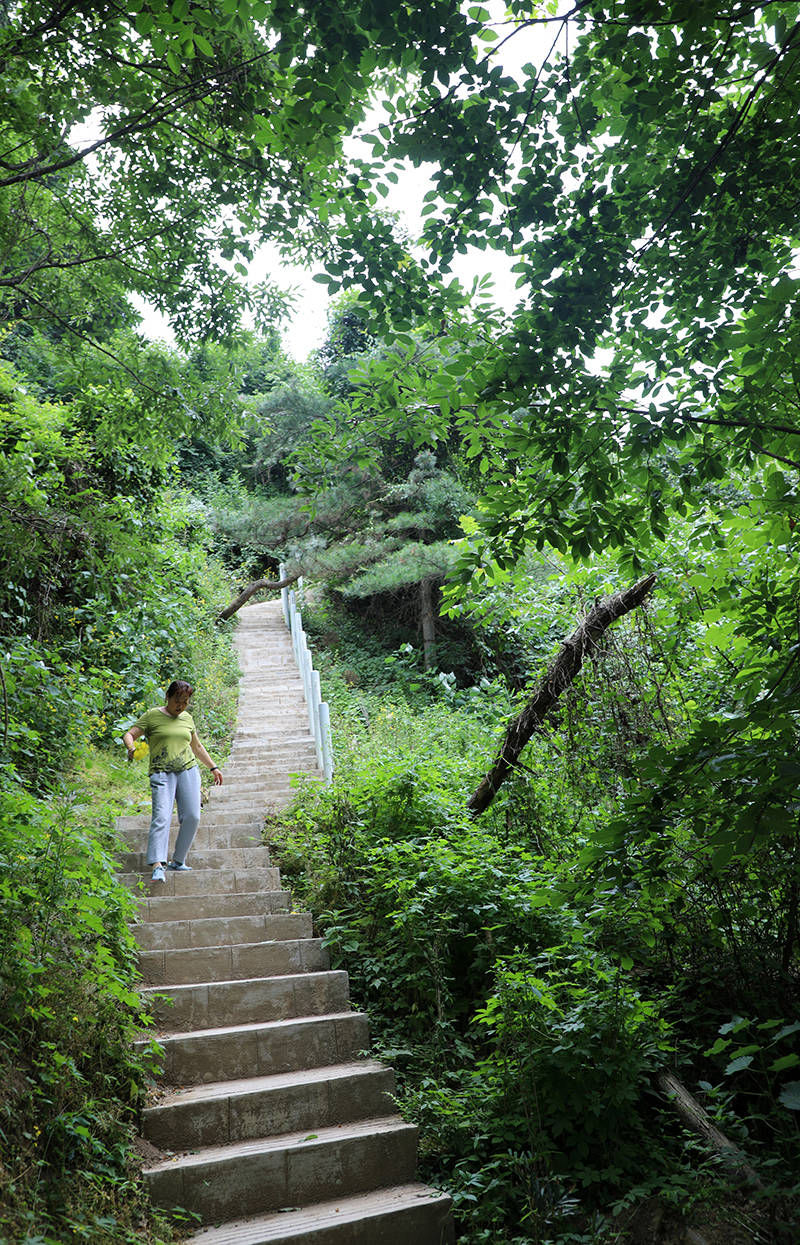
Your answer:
[279,564,333,784]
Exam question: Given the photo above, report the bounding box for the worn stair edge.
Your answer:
[119,847,271,872]
[144,1116,418,1225]
[137,891,292,923]
[138,1012,369,1085]
[119,868,282,898]
[138,936,330,986]
[139,969,350,1031]
[143,1060,395,1149]
[183,1185,455,1245]
[134,911,312,952]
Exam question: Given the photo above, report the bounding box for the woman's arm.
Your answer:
[191,733,223,785]
[121,724,143,761]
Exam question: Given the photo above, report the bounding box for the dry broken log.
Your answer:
[467,572,657,815]
[657,1071,763,1188]
[216,571,300,623]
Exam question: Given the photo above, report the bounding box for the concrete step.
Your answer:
[218,757,307,769]
[228,739,316,751]
[139,937,330,986]
[144,1116,418,1226]
[182,1185,454,1245]
[116,810,264,832]
[118,847,271,872]
[203,792,302,807]
[141,969,349,1031]
[138,891,291,923]
[143,1060,395,1150]
[228,734,316,745]
[118,823,265,851]
[135,911,313,952]
[204,789,298,805]
[221,775,317,787]
[226,740,315,750]
[224,757,318,772]
[142,1012,369,1085]
[221,768,320,784]
[119,867,282,898]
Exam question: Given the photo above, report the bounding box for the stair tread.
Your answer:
[137,912,306,930]
[147,1010,361,1044]
[140,970,346,1000]
[145,1115,413,1171]
[145,1059,391,1110]
[141,934,326,960]
[185,1185,451,1244]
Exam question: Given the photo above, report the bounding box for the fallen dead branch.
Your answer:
[467,572,657,814]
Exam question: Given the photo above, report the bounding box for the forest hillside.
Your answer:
[1,1,799,1243]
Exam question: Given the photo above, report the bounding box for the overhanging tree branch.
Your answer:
[467,572,657,815]
[216,572,301,623]
[0,48,279,189]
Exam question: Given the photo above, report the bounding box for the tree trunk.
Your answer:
[467,572,657,815]
[420,576,437,670]
[216,571,300,623]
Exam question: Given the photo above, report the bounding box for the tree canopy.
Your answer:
[0,0,486,347]
[297,2,800,557]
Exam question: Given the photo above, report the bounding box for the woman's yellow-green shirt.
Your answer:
[133,707,197,775]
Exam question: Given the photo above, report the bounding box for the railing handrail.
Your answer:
[279,564,333,784]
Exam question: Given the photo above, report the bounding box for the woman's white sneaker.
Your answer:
[151,865,166,882]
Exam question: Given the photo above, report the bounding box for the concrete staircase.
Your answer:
[117,601,454,1245]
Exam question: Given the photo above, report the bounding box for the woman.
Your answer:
[121,680,223,883]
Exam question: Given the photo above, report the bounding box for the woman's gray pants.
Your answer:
[146,766,202,865]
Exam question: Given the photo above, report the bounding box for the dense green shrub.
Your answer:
[275,594,800,1241]
[0,785,165,1244]
[0,358,240,792]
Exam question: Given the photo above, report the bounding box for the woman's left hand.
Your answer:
[211,767,223,785]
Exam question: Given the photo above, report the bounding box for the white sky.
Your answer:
[134,10,560,361]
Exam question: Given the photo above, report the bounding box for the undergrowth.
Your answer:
[0,595,239,1242]
[273,635,800,1244]
[0,769,174,1245]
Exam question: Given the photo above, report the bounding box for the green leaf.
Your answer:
[770,1053,800,1073]
[724,1055,754,1075]
[778,1082,800,1110]
[719,1016,748,1036]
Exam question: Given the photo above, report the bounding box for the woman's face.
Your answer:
[166,689,193,716]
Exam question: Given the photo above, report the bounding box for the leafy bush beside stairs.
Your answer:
[275,758,677,1243]
[0,781,173,1245]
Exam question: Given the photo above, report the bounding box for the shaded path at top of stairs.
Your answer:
[118,600,455,1245]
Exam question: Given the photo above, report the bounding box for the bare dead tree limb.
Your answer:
[657,1071,763,1187]
[467,572,657,815]
[216,572,300,623]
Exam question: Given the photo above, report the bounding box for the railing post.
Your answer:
[293,610,303,663]
[311,669,323,770]
[319,701,333,783]
[279,582,333,784]
[279,561,290,629]
[288,590,297,650]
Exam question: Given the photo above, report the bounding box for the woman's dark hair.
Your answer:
[166,680,194,699]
